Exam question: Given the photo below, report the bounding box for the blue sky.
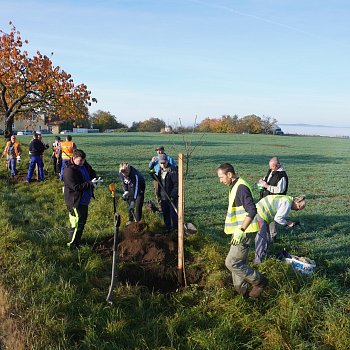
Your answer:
[1,0,349,127]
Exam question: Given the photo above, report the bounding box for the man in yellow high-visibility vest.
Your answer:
[255,195,306,264]
[217,163,268,299]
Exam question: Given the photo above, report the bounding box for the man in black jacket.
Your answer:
[157,153,178,232]
[258,157,288,242]
[26,132,46,182]
[63,149,99,250]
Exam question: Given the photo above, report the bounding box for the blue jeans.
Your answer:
[26,156,44,181]
[225,234,261,295]
[8,158,17,176]
[60,159,70,180]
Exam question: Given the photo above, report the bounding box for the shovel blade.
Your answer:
[184,222,197,235]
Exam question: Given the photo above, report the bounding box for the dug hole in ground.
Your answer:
[93,221,205,292]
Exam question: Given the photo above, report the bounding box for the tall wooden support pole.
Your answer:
[177,153,184,286]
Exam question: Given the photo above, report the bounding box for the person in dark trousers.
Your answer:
[149,145,177,211]
[157,153,178,232]
[63,149,100,250]
[52,136,62,174]
[119,163,146,224]
[258,157,288,242]
[217,162,267,299]
[26,132,46,182]
[2,135,22,177]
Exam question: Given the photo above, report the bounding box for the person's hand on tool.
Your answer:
[230,227,246,245]
[122,191,129,200]
[128,200,135,210]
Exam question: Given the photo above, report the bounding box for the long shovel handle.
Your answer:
[106,183,120,305]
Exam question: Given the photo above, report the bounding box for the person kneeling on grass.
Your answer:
[63,149,100,250]
[254,195,306,264]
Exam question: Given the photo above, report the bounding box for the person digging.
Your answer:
[118,163,145,225]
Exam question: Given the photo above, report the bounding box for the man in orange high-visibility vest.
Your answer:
[2,135,22,177]
[59,134,76,181]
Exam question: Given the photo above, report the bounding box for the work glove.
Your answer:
[128,200,135,210]
[122,191,129,200]
[230,227,246,245]
[149,169,156,179]
[16,155,21,163]
[91,177,103,188]
[285,221,298,229]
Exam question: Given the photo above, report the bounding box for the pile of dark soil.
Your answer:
[94,221,204,292]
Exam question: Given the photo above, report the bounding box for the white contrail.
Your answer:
[186,0,320,38]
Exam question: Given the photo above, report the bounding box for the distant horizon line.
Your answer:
[279,123,350,129]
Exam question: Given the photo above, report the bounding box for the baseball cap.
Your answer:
[156,145,165,151]
[158,154,168,164]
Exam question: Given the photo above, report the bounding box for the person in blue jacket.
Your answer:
[149,145,177,210]
[63,149,100,250]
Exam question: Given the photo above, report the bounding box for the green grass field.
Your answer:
[0,132,350,349]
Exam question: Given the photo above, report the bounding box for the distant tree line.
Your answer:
[196,114,278,134]
[57,111,278,134]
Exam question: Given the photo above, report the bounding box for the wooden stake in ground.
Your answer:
[177,153,184,286]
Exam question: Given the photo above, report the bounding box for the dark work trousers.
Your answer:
[128,191,145,222]
[68,205,89,248]
[160,199,178,231]
[53,155,62,174]
[153,180,162,210]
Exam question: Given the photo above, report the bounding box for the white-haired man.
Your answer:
[258,157,288,242]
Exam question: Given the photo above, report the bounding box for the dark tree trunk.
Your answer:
[4,114,13,138]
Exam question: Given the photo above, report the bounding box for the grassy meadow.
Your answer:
[0,132,350,349]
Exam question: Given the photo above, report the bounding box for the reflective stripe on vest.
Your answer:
[225,178,259,234]
[256,195,293,223]
[61,141,74,160]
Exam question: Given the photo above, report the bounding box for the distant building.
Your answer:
[12,112,50,133]
[73,128,99,134]
[160,125,174,134]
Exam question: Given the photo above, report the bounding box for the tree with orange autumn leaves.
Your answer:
[0,23,96,134]
[197,114,278,134]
